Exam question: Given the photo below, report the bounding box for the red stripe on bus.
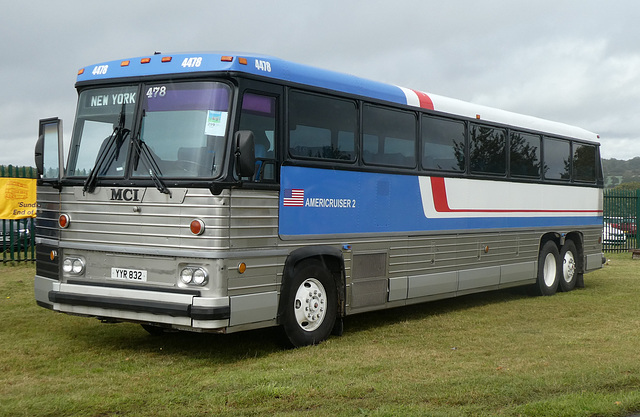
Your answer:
[429,177,602,214]
[411,89,434,110]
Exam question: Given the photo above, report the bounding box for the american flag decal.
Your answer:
[283,188,305,207]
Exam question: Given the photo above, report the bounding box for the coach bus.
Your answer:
[34,52,604,347]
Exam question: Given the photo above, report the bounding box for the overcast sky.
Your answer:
[2,0,639,167]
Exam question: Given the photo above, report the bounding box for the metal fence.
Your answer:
[1,165,37,263]
[2,218,35,262]
[603,188,640,253]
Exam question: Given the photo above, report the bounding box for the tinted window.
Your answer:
[573,143,597,182]
[510,132,541,178]
[362,105,416,168]
[544,137,571,181]
[470,124,506,175]
[422,115,465,172]
[289,91,356,162]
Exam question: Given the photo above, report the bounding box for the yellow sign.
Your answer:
[0,178,37,219]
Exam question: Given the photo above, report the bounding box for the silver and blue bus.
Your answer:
[34,52,604,347]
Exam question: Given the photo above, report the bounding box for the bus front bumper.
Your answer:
[35,275,230,330]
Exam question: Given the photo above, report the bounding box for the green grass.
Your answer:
[2,255,640,416]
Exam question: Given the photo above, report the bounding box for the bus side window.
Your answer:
[362,104,416,168]
[573,143,597,183]
[421,115,465,172]
[469,123,506,175]
[288,91,357,162]
[239,93,277,182]
[510,131,541,179]
[543,137,571,181]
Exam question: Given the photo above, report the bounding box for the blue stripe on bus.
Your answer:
[278,166,602,236]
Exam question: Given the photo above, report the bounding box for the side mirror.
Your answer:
[234,130,255,178]
[36,118,65,181]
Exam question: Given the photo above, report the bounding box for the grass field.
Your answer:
[2,254,640,416]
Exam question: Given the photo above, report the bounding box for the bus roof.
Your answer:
[77,52,599,143]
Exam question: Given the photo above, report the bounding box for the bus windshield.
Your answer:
[133,81,231,178]
[67,85,137,177]
[67,81,232,180]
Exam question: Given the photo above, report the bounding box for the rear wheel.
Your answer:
[281,260,337,347]
[535,241,560,296]
[558,240,578,292]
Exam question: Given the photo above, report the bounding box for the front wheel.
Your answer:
[558,240,578,292]
[534,241,560,296]
[281,260,338,347]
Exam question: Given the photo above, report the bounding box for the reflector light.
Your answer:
[140,57,151,64]
[161,56,172,63]
[121,60,130,67]
[238,262,247,274]
[476,114,481,120]
[77,68,85,75]
[59,214,70,229]
[221,56,234,62]
[190,219,205,235]
[238,57,248,65]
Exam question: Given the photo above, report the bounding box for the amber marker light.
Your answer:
[58,214,70,229]
[238,57,248,65]
[121,60,130,67]
[190,219,205,235]
[238,262,247,274]
[161,56,172,63]
[140,57,151,64]
[221,56,234,62]
[77,68,85,75]
[49,250,57,261]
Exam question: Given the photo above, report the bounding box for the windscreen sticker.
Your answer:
[205,111,228,136]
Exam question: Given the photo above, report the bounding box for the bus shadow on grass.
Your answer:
[64,286,532,361]
[342,286,532,335]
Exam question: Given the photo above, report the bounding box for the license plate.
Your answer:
[111,267,147,282]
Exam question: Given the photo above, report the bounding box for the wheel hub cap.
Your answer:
[293,278,326,332]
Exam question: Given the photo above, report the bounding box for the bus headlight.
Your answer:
[179,267,208,286]
[193,268,208,285]
[180,268,194,284]
[63,257,85,275]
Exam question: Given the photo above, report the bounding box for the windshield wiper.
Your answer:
[132,120,171,196]
[83,104,129,193]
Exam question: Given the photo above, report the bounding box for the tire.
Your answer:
[535,241,560,296]
[558,240,578,292]
[281,260,337,347]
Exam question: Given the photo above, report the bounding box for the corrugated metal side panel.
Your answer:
[229,189,279,249]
